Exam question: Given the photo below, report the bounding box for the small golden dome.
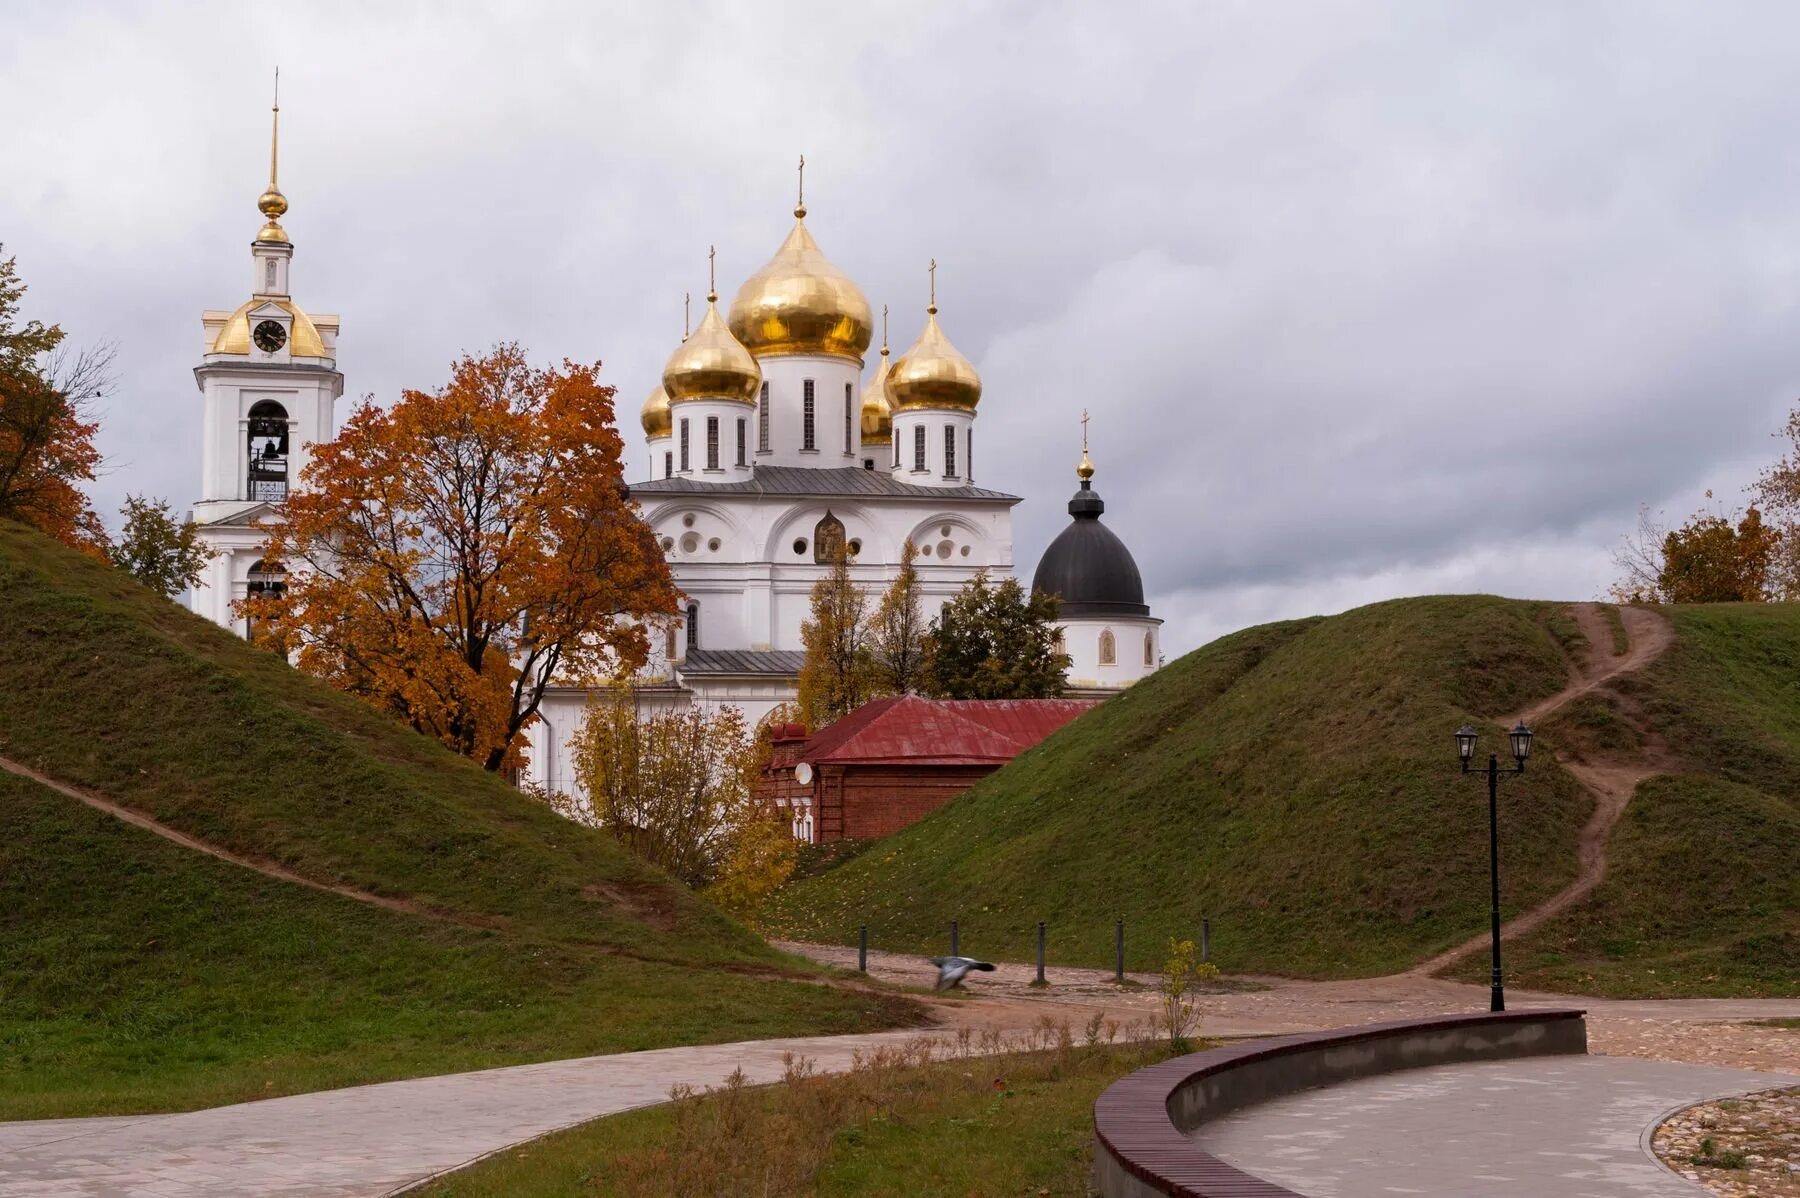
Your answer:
[1076,448,1095,481]
[663,295,761,404]
[887,306,981,412]
[641,382,673,438]
[728,217,873,362]
[860,345,893,445]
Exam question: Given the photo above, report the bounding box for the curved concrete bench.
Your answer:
[1092,1008,1588,1196]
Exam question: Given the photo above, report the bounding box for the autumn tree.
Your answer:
[1751,407,1800,600]
[110,494,213,598]
[924,570,1071,699]
[1611,495,1780,604]
[796,544,874,729]
[241,344,679,771]
[0,247,110,556]
[867,538,929,695]
[566,694,794,919]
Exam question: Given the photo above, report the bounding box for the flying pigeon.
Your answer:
[929,955,997,991]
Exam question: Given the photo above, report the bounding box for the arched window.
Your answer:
[685,601,700,652]
[1144,631,1155,666]
[246,400,289,501]
[1099,629,1116,666]
[758,382,770,452]
[245,559,286,643]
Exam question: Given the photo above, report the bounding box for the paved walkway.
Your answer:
[1193,1056,1800,1197]
[0,1029,941,1198]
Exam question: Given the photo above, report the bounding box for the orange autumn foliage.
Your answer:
[240,344,679,772]
[0,248,109,557]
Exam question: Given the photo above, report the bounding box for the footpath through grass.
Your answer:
[416,1022,1181,1197]
[0,521,919,1117]
[1467,605,1800,996]
[771,596,1591,979]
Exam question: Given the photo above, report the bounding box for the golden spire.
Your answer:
[887,262,981,412]
[1077,408,1095,481]
[683,291,691,340]
[927,257,938,314]
[256,68,289,243]
[795,154,806,219]
[880,303,889,358]
[707,244,717,303]
[664,244,761,405]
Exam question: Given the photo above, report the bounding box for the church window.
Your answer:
[264,258,277,291]
[663,450,673,479]
[705,416,719,470]
[680,531,700,553]
[892,435,899,469]
[848,538,862,557]
[708,537,721,551]
[844,383,853,453]
[246,400,290,502]
[913,425,926,472]
[1144,631,1155,666]
[736,418,746,466]
[1099,629,1117,666]
[686,602,700,652]
[813,510,846,564]
[679,419,690,471]
[758,382,770,452]
[968,429,973,481]
[802,380,816,450]
[944,425,957,478]
[862,458,874,470]
[244,559,286,643]
[793,538,808,556]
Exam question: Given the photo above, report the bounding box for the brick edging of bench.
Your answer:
[1092,1007,1589,1196]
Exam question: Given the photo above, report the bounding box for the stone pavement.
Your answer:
[1193,1055,1800,1197]
[0,1029,941,1198]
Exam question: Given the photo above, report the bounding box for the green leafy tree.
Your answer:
[796,545,874,729]
[1611,494,1780,604]
[868,538,928,695]
[924,570,1071,699]
[110,494,214,598]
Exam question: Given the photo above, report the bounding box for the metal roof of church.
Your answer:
[629,465,1019,504]
[796,694,1097,767]
[678,648,808,677]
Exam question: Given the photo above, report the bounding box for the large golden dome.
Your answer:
[210,298,326,357]
[641,382,672,437]
[887,303,981,412]
[663,295,761,404]
[728,213,873,363]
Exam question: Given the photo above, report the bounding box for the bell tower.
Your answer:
[188,75,343,633]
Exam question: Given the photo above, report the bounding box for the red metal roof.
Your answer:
[799,694,1098,767]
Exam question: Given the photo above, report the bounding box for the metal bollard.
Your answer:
[1115,917,1125,983]
[1036,920,1047,985]
[950,919,959,957]
[1202,917,1211,965]
[858,925,867,973]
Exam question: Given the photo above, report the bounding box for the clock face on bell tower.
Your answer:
[253,320,287,353]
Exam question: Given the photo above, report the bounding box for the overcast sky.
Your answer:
[6,1,1799,654]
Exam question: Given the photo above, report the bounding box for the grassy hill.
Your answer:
[0,521,914,1119]
[1462,605,1800,996]
[770,596,1797,997]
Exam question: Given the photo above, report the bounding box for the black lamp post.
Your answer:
[1454,720,1533,1012]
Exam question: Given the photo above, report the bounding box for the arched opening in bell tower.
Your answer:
[244,559,287,642]
[246,400,290,501]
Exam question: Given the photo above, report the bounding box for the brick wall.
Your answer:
[822,763,998,841]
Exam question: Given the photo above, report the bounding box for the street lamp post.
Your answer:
[1454,721,1533,1012]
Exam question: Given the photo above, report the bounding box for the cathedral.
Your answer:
[186,101,1160,799]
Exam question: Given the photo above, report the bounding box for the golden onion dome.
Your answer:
[641,382,673,438]
[728,212,873,363]
[663,294,761,405]
[887,302,981,413]
[210,298,327,357]
[860,342,893,445]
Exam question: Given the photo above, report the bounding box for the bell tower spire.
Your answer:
[256,69,288,244]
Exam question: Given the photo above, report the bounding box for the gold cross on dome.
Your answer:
[928,258,937,311]
[683,291,690,339]
[797,154,805,209]
[707,245,716,302]
[1081,408,1090,451]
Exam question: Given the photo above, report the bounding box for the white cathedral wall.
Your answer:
[754,355,864,466]
[669,400,756,480]
[889,409,976,487]
[1060,615,1163,692]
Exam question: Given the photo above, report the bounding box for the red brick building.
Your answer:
[760,695,1096,843]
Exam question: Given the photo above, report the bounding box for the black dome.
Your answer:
[1031,481,1147,617]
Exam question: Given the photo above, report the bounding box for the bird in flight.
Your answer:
[929,955,997,991]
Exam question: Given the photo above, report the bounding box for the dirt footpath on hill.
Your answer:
[778,941,1800,1072]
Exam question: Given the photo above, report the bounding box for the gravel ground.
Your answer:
[1653,1085,1800,1197]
